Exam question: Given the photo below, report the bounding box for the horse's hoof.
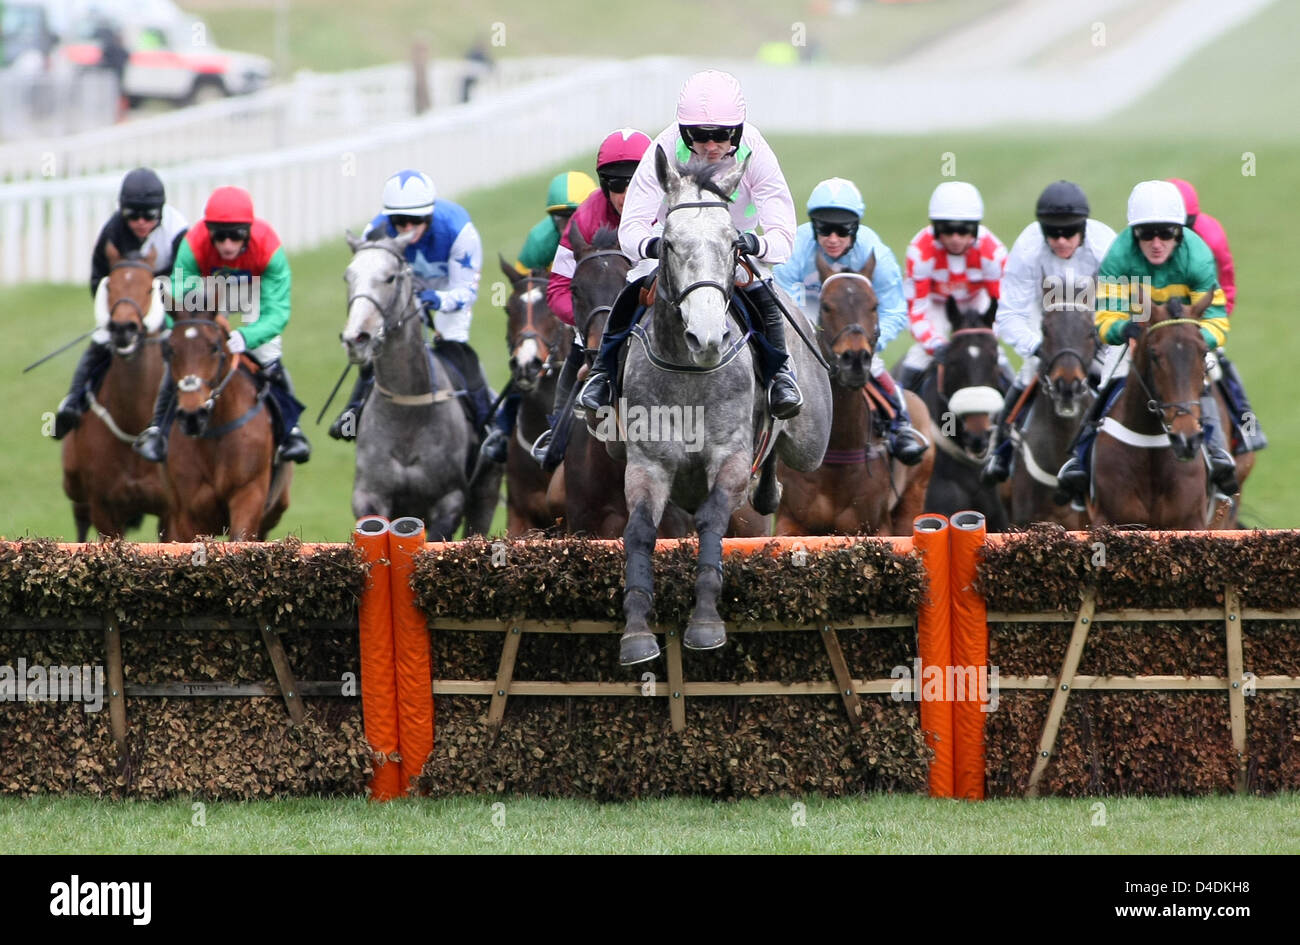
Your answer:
[619,631,660,666]
[683,620,727,651]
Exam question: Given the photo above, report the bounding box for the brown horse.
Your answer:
[776,253,934,536]
[162,314,291,540]
[1089,290,1251,529]
[61,245,170,540]
[1008,302,1097,529]
[498,256,566,535]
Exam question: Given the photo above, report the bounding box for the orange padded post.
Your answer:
[913,514,953,798]
[354,516,401,802]
[949,510,988,801]
[389,517,434,795]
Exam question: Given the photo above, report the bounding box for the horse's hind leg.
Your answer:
[684,453,748,653]
[620,466,669,666]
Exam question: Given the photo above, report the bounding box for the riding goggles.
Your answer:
[814,221,855,239]
[1133,224,1182,242]
[123,207,162,222]
[600,174,632,194]
[208,224,250,244]
[1040,222,1084,240]
[684,125,738,144]
[934,221,978,237]
[388,214,429,229]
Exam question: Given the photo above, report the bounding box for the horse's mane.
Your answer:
[589,226,620,251]
[679,156,738,203]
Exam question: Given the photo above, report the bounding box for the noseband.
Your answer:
[659,200,737,310]
[167,318,265,437]
[1127,317,1206,433]
[346,243,421,340]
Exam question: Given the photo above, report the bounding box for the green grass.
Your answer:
[178,0,1009,74]
[3,793,1298,853]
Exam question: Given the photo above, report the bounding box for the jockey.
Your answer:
[514,171,598,273]
[133,186,312,464]
[577,69,803,421]
[980,181,1117,484]
[772,177,928,465]
[1168,177,1265,453]
[1055,180,1237,506]
[328,169,490,444]
[500,128,652,468]
[52,167,188,439]
[898,181,1008,391]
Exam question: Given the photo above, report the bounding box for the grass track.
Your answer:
[3,793,1298,853]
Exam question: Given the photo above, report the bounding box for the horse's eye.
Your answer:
[384,274,396,284]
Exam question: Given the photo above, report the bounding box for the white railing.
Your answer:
[0,56,612,182]
[0,58,678,285]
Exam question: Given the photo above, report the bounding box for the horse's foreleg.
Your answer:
[684,453,749,652]
[620,466,669,665]
[227,483,269,541]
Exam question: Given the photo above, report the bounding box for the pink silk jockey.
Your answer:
[1169,178,1236,314]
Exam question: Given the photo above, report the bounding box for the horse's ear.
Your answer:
[814,251,834,285]
[392,227,419,249]
[499,253,523,285]
[345,229,364,253]
[712,153,749,199]
[568,217,589,258]
[1191,287,1217,318]
[983,298,998,326]
[945,295,960,323]
[859,249,876,281]
[143,245,158,269]
[105,242,121,266]
[654,144,680,195]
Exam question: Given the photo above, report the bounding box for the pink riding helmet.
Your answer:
[676,70,746,126]
[597,128,652,170]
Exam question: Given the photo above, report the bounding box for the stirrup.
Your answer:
[529,429,552,464]
[329,408,359,442]
[576,370,613,418]
[133,426,167,463]
[53,395,84,439]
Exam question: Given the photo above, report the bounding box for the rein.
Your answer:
[168,318,265,438]
[1126,318,1206,434]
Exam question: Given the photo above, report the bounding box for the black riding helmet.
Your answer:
[1035,180,1089,226]
[119,167,165,212]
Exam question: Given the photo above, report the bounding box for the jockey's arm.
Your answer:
[548,243,576,325]
[435,222,482,313]
[618,151,662,261]
[871,242,908,351]
[904,242,941,350]
[1187,237,1229,348]
[745,145,796,263]
[167,238,204,327]
[994,250,1044,359]
[236,248,291,350]
[769,227,811,309]
[89,223,112,298]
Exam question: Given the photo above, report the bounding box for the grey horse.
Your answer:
[613,149,832,665]
[342,230,501,538]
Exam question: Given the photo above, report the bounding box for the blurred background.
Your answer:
[2,0,1296,539]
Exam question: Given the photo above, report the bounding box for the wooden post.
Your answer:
[411,43,431,115]
[1026,588,1096,797]
[260,623,306,726]
[1224,585,1248,794]
[665,629,685,733]
[103,615,128,767]
[820,625,863,729]
[487,626,522,737]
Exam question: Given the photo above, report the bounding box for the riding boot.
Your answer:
[1053,376,1119,507]
[1216,353,1268,453]
[268,363,311,464]
[436,339,494,432]
[479,393,518,464]
[133,366,176,463]
[329,363,374,441]
[742,281,803,420]
[897,362,925,396]
[577,276,648,416]
[981,380,1028,485]
[531,340,584,467]
[1201,394,1239,496]
[871,370,928,465]
[54,341,112,439]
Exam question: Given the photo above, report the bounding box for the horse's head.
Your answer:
[1038,298,1097,419]
[499,254,561,393]
[938,296,1003,460]
[163,313,233,438]
[816,251,878,390]
[341,228,419,364]
[655,145,748,366]
[1133,286,1214,461]
[99,243,162,357]
[570,223,630,359]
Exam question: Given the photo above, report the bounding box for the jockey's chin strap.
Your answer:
[1127,317,1206,433]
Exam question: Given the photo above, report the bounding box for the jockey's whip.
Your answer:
[738,253,832,372]
[315,361,353,425]
[22,331,92,373]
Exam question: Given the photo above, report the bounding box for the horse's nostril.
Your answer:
[684,331,702,351]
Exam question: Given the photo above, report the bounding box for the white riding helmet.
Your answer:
[382,169,436,217]
[1127,180,1186,227]
[928,181,984,222]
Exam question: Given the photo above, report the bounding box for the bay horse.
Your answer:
[901,297,1009,531]
[1008,302,1097,529]
[614,149,831,664]
[498,256,565,535]
[776,252,934,536]
[61,244,170,539]
[1089,290,1252,529]
[342,230,501,538]
[162,312,291,541]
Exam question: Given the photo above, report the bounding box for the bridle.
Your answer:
[657,200,739,311]
[166,318,266,437]
[819,273,880,373]
[572,248,630,357]
[106,258,164,348]
[346,242,423,342]
[1126,317,1206,434]
[507,274,562,380]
